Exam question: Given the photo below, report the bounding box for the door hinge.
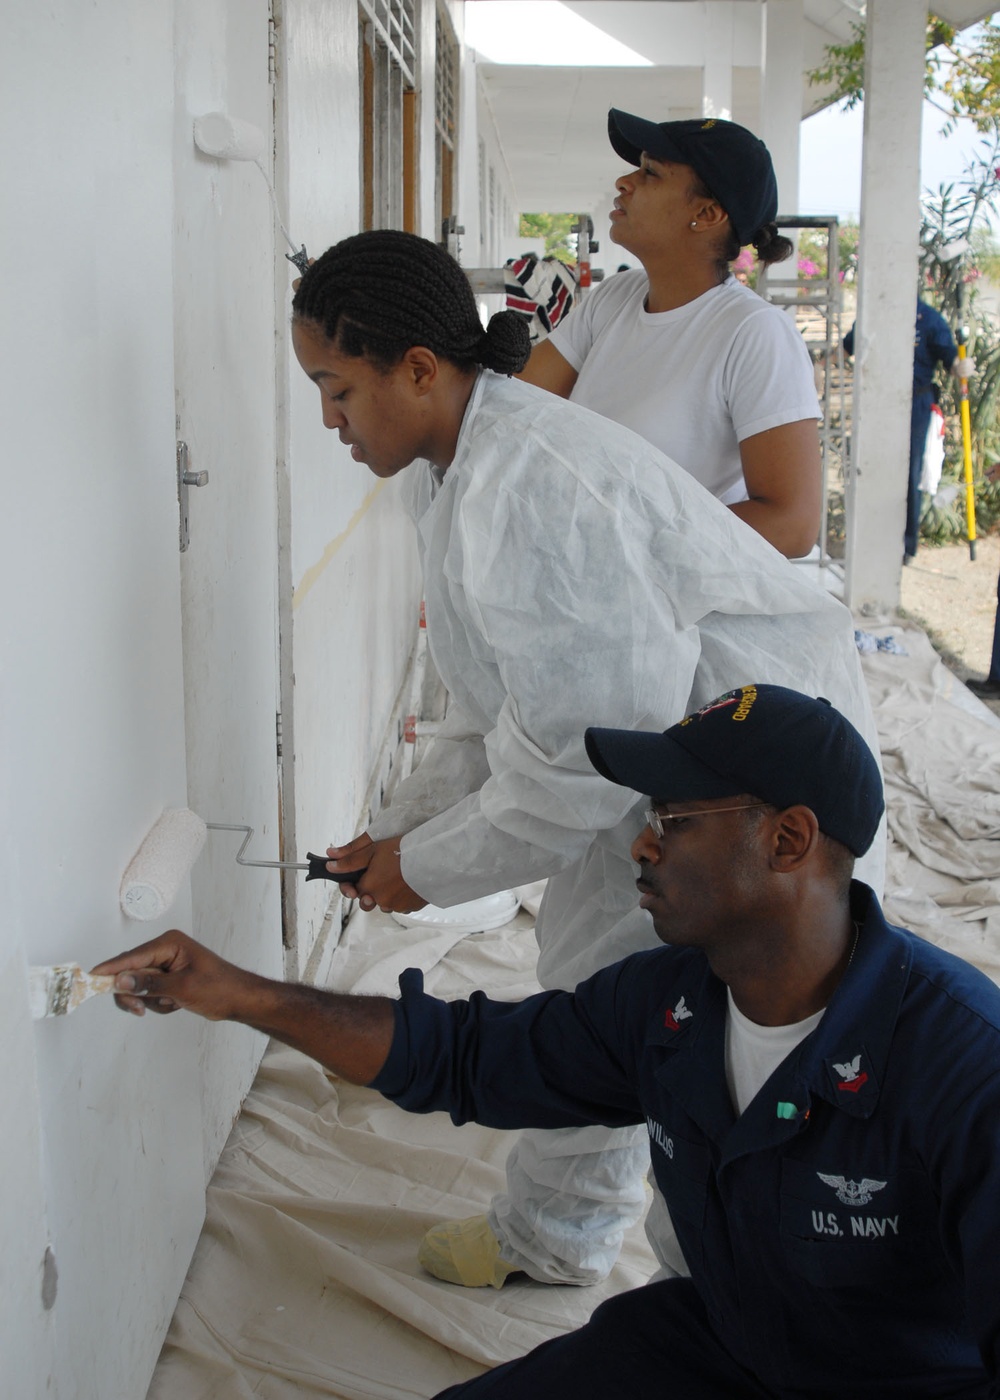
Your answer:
[268,12,277,86]
[276,710,283,759]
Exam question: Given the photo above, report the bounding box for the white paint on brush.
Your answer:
[28,965,117,1019]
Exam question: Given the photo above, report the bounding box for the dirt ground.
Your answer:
[898,532,1000,714]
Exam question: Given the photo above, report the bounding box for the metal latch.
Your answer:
[177,440,209,552]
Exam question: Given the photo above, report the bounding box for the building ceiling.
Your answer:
[474,1,996,212]
[479,62,760,210]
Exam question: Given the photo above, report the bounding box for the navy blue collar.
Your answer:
[644,885,912,1153]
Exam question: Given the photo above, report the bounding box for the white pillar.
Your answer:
[702,1,733,120]
[760,0,803,214]
[845,0,926,616]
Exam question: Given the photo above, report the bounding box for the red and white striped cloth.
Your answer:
[504,254,578,344]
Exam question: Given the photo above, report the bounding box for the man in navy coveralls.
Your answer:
[97,685,1000,1399]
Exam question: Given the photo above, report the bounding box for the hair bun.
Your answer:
[478,310,531,376]
[751,223,793,267]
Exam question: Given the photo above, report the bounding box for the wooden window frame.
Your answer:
[359,0,417,232]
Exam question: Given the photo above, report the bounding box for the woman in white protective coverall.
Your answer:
[521,108,822,560]
[294,229,884,1291]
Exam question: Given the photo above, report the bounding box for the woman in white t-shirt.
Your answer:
[520,109,822,560]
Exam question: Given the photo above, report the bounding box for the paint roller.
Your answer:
[29,808,210,1019]
[30,809,364,1019]
[193,112,311,276]
[117,808,366,923]
[30,811,361,1019]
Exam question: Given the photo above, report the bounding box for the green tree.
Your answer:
[518,213,577,264]
[809,14,1000,135]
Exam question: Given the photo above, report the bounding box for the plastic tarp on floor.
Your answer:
[147,624,1000,1400]
[864,627,1000,979]
[146,913,658,1400]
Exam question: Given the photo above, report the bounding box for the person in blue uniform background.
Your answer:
[845,298,973,563]
[95,687,1000,1399]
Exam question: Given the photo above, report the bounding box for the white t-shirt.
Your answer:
[549,270,821,504]
[725,990,825,1116]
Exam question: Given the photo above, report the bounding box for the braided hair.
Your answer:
[292,229,531,376]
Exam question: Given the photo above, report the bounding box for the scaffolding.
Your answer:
[757,216,852,572]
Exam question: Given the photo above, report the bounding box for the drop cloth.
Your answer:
[146,623,1000,1400]
[146,913,658,1400]
[862,626,1000,982]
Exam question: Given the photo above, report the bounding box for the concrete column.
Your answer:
[702,1,733,120]
[760,0,803,214]
[845,0,926,615]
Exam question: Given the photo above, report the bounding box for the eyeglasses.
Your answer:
[644,802,771,838]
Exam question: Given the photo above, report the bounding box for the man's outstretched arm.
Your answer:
[91,932,394,1085]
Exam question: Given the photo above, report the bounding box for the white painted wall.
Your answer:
[8,4,826,1396]
[2,4,204,1395]
[473,55,521,267]
[278,0,424,978]
[2,0,301,1392]
[172,0,285,1171]
[0,824,56,1391]
[278,0,527,985]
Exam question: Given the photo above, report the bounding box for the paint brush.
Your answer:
[28,964,118,1019]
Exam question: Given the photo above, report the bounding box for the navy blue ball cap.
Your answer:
[607,108,779,247]
[585,684,884,858]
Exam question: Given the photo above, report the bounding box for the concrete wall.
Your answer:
[172,0,286,1178]
[2,4,204,1395]
[474,56,521,268]
[281,0,521,982]
[279,0,425,977]
[0,1,554,1393]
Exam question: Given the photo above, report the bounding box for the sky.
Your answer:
[799,101,995,222]
[466,2,998,225]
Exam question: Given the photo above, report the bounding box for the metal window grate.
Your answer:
[478,137,487,240]
[434,3,459,235]
[360,0,418,231]
[359,0,416,86]
[435,5,458,152]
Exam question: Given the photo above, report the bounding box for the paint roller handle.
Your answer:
[304,853,367,884]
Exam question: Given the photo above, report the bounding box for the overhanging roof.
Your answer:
[474,1,997,211]
[478,63,760,210]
